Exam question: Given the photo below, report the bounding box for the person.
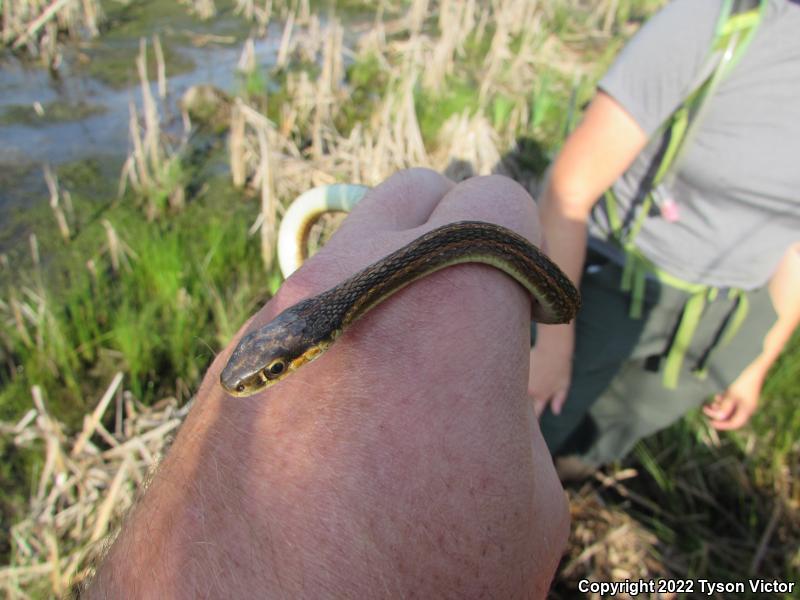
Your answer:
[529,0,800,470]
[86,169,569,598]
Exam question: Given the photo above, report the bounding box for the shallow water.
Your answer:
[0,17,283,247]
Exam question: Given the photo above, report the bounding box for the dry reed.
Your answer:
[100,219,136,274]
[178,0,216,21]
[3,0,102,66]
[43,165,71,242]
[0,378,191,597]
[560,479,675,588]
[152,34,168,101]
[230,99,280,270]
[226,0,613,207]
[237,37,256,74]
[119,37,185,220]
[235,0,273,31]
[14,2,772,597]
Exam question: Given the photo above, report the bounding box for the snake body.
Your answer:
[220,219,580,397]
[278,184,369,277]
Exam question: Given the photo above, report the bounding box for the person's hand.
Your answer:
[88,169,569,599]
[528,325,574,417]
[702,362,765,430]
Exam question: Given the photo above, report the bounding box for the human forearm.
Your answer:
[92,355,555,597]
[750,243,800,377]
[539,186,590,293]
[705,243,800,430]
[536,92,648,337]
[87,171,569,598]
[533,188,587,351]
[527,190,586,414]
[528,93,647,412]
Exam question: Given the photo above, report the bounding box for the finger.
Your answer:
[410,176,541,322]
[341,168,455,233]
[704,393,742,429]
[532,395,548,419]
[709,405,739,430]
[702,394,735,421]
[550,388,568,416]
[303,169,455,293]
[275,169,454,312]
[363,175,539,336]
[710,399,753,431]
[426,175,540,244]
[711,417,738,430]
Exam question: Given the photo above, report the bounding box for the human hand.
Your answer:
[89,169,569,599]
[702,362,765,430]
[528,325,575,418]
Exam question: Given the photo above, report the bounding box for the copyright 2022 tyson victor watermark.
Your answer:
[578,578,795,596]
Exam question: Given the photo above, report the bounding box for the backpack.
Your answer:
[602,0,767,388]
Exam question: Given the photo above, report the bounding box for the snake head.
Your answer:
[220,309,314,397]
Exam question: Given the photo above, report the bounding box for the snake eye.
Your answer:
[266,360,286,378]
[236,383,246,393]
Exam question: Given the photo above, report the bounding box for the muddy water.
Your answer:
[0,18,283,249]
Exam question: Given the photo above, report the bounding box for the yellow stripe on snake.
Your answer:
[221,186,580,397]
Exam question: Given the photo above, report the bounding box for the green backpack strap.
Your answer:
[657,0,767,190]
[603,0,766,388]
[607,0,767,250]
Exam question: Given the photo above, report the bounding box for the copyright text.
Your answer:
[578,578,795,596]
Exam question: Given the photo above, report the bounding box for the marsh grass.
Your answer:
[0,101,106,127]
[0,380,192,596]
[1,0,798,597]
[2,0,103,67]
[119,36,187,221]
[1,170,267,417]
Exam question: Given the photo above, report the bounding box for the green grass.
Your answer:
[82,42,196,90]
[99,0,241,41]
[335,52,390,135]
[0,101,107,126]
[0,167,268,426]
[553,340,800,597]
[0,146,276,568]
[1,0,797,594]
[137,154,188,218]
[415,77,483,145]
[629,385,799,593]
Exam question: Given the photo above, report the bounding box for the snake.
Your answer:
[220,186,581,397]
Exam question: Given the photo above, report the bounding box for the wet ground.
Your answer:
[0,2,284,251]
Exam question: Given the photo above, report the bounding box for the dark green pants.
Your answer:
[537,251,778,466]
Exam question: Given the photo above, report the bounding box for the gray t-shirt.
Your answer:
[589,0,800,289]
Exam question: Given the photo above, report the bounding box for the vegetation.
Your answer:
[0,101,106,126]
[1,0,103,67]
[0,0,797,597]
